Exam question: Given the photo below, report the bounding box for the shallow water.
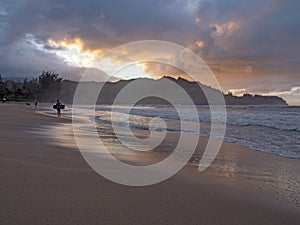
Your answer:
[29,116,300,209]
[39,104,300,159]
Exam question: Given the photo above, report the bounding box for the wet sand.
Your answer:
[0,103,299,225]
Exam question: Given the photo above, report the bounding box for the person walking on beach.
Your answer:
[54,99,62,117]
[34,99,38,110]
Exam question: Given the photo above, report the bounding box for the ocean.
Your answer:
[41,104,300,160]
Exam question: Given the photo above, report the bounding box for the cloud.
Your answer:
[264,86,300,105]
[227,88,247,96]
[0,0,299,104]
[0,34,109,81]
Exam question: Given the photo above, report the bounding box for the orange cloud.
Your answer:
[211,21,239,38]
[49,37,104,56]
[195,40,205,48]
[194,17,201,24]
[47,37,104,67]
[140,62,194,81]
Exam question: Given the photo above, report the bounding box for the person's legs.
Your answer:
[57,109,61,117]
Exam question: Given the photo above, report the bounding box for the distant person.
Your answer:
[54,99,62,117]
[34,100,38,109]
[2,97,6,103]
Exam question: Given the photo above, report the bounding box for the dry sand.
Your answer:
[0,103,299,225]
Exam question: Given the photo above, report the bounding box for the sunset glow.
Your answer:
[47,37,103,67]
[1,0,299,104]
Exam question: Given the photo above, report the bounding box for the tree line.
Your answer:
[0,71,287,105]
[0,71,64,102]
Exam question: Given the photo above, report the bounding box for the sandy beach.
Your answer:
[0,103,299,225]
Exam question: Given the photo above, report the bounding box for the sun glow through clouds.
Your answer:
[47,37,102,67]
[46,36,154,80]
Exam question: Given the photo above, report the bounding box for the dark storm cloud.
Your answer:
[189,0,300,97]
[0,0,299,103]
[1,0,196,49]
[1,0,299,57]
[0,36,105,81]
[0,0,200,79]
[195,0,300,60]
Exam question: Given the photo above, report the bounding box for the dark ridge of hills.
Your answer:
[61,76,287,105]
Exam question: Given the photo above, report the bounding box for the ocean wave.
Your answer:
[95,106,300,133]
[92,105,300,159]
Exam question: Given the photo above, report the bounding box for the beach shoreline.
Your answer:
[0,103,299,225]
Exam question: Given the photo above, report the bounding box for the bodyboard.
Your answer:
[53,104,65,109]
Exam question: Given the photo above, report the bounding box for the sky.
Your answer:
[0,0,299,104]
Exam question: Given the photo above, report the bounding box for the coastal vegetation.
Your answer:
[0,71,287,105]
[0,71,62,102]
